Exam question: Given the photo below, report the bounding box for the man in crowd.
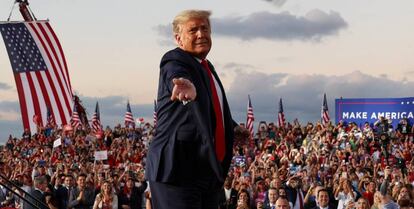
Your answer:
[264,187,279,209]
[56,175,74,209]
[219,177,238,209]
[23,176,49,209]
[311,189,333,209]
[68,174,94,209]
[276,197,291,209]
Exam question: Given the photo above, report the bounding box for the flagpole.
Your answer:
[16,0,34,21]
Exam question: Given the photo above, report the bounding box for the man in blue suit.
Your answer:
[146,9,236,209]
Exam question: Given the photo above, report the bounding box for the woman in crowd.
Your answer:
[93,180,118,209]
[335,179,356,209]
[237,189,251,209]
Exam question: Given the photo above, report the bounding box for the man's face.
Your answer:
[317,191,330,208]
[276,198,290,209]
[268,189,278,204]
[224,178,231,189]
[64,176,73,187]
[175,18,211,59]
[290,178,299,188]
[77,176,86,188]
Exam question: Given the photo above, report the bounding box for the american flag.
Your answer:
[70,102,81,129]
[246,95,254,139]
[321,93,330,125]
[46,106,55,127]
[124,101,135,128]
[153,99,158,128]
[91,102,102,132]
[0,21,73,133]
[278,98,286,128]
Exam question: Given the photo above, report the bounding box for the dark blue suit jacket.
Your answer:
[146,47,235,186]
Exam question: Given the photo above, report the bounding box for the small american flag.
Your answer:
[246,95,254,139]
[0,21,73,133]
[91,102,102,132]
[124,101,135,128]
[46,106,55,127]
[153,99,157,128]
[321,93,330,125]
[70,102,81,129]
[278,98,286,128]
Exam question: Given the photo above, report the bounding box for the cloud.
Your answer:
[0,120,22,142]
[227,70,414,125]
[0,101,20,113]
[223,62,256,71]
[0,101,22,143]
[212,10,347,41]
[262,0,288,7]
[0,82,12,90]
[155,10,348,42]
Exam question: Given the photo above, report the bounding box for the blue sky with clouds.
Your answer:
[1,0,414,143]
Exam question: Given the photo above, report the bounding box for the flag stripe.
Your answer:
[25,71,43,126]
[44,70,67,125]
[29,23,72,118]
[43,63,67,125]
[278,112,285,127]
[27,22,72,124]
[37,23,72,100]
[30,71,47,125]
[37,23,73,123]
[34,71,56,124]
[45,22,72,94]
[246,95,254,138]
[20,73,36,132]
[40,71,63,125]
[322,94,330,124]
[278,99,285,127]
[14,73,30,130]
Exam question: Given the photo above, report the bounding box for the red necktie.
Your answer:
[298,190,304,209]
[201,59,225,162]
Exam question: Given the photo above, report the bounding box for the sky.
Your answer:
[0,0,414,143]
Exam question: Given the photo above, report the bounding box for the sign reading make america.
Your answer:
[0,21,73,133]
[335,97,414,127]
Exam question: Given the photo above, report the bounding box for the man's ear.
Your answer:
[175,34,182,47]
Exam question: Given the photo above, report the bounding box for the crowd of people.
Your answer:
[0,123,152,209]
[0,116,414,209]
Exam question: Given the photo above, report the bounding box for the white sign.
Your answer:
[53,137,62,148]
[94,150,108,161]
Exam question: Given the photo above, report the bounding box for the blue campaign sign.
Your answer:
[335,97,414,127]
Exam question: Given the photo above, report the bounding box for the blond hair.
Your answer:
[172,10,211,34]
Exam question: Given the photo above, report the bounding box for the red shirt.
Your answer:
[363,191,374,206]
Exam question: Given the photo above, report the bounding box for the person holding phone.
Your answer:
[334,179,356,209]
[379,166,400,209]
